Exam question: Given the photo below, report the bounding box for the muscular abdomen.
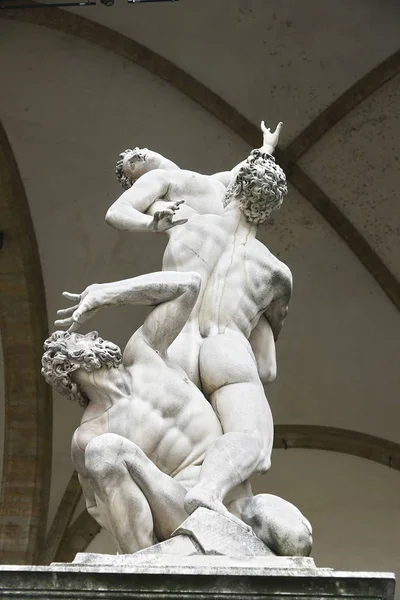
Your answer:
[109,363,223,477]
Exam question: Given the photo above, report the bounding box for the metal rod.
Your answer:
[128,0,178,3]
[1,0,176,6]
[1,1,95,6]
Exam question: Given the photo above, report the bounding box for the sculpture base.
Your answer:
[0,559,395,599]
[119,506,275,558]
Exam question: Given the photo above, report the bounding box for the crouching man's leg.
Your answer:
[229,493,312,556]
[85,434,155,553]
[85,433,189,550]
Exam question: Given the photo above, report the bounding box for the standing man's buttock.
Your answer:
[199,332,260,398]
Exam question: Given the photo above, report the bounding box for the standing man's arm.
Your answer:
[249,316,277,384]
[263,264,292,343]
[248,269,291,386]
[105,170,187,233]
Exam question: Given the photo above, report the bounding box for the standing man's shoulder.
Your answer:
[269,254,293,298]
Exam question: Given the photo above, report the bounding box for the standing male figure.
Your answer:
[105,122,292,517]
[109,122,280,386]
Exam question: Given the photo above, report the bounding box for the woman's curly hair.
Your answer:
[115,147,148,190]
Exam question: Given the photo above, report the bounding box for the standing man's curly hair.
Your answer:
[223,149,287,224]
[116,147,148,190]
[41,331,122,408]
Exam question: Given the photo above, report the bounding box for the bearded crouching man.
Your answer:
[42,271,311,556]
[105,122,291,518]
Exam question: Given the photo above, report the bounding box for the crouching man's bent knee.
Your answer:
[85,433,132,481]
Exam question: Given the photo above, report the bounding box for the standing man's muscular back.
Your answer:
[106,166,281,385]
[199,236,290,339]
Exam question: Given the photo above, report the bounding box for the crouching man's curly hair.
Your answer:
[41,331,122,408]
[223,149,287,224]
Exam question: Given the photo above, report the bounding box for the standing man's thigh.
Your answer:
[199,334,273,456]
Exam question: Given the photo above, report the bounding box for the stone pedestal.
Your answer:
[0,558,395,599]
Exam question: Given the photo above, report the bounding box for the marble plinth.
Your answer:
[0,558,395,600]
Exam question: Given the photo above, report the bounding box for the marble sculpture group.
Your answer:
[42,121,313,559]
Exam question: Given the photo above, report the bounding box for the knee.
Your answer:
[255,454,271,475]
[251,433,271,474]
[228,430,271,475]
[273,518,312,557]
[279,521,312,557]
[85,433,125,479]
[241,494,312,557]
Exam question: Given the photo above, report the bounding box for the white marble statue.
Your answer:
[42,271,311,556]
[109,121,281,388]
[105,122,292,519]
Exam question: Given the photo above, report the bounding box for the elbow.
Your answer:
[105,204,124,229]
[258,352,277,384]
[260,363,277,385]
[105,207,116,226]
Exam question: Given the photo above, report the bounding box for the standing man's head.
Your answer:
[42,331,122,407]
[116,147,180,189]
[223,149,287,224]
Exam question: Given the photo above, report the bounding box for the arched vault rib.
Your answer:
[54,509,100,564]
[40,471,81,565]
[0,122,52,564]
[285,50,400,162]
[274,425,400,470]
[53,425,400,563]
[1,7,399,311]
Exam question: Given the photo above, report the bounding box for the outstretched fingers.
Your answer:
[274,121,283,138]
[54,311,83,330]
[261,120,283,138]
[54,316,74,328]
[56,305,79,317]
[171,199,185,211]
[63,291,81,301]
[55,290,84,329]
[170,218,188,227]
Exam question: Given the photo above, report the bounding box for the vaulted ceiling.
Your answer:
[0,0,399,585]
